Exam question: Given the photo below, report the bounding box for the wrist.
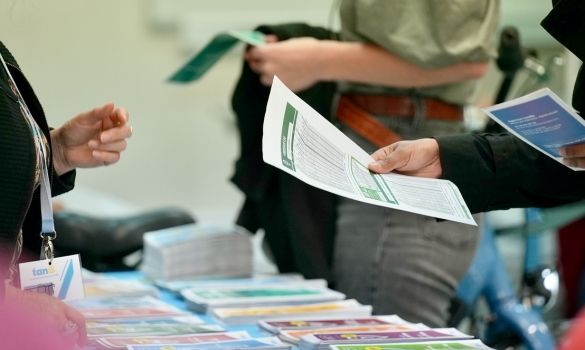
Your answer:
[312,40,344,82]
[50,129,73,176]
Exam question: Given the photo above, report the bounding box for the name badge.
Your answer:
[19,254,85,301]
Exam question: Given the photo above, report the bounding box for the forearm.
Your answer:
[315,40,489,88]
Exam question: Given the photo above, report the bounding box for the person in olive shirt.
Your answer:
[367,0,585,213]
[246,0,499,326]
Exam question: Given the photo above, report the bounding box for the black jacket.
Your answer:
[0,41,75,292]
[231,24,338,283]
[436,0,585,213]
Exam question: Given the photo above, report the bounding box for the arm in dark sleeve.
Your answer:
[437,133,585,213]
[51,168,76,197]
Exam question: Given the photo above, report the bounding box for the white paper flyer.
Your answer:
[262,77,475,225]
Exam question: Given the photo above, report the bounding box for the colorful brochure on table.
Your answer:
[262,77,475,225]
[259,315,409,333]
[70,296,187,320]
[168,30,265,83]
[87,322,224,337]
[181,281,343,313]
[86,315,204,328]
[94,330,250,349]
[482,88,585,171]
[126,337,291,350]
[155,273,304,295]
[84,277,160,298]
[212,299,372,325]
[280,324,427,344]
[299,328,472,350]
[328,339,494,350]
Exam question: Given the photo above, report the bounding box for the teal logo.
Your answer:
[32,265,56,276]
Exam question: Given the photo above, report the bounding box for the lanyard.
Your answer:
[0,52,56,262]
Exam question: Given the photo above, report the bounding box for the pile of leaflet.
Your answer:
[141,223,253,280]
[69,273,292,350]
[82,269,160,298]
[170,276,371,325]
[181,280,345,313]
[68,272,495,350]
[258,315,494,350]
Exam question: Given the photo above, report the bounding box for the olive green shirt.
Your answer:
[339,0,500,105]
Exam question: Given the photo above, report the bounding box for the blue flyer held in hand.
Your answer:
[482,88,585,171]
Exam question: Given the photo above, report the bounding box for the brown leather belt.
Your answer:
[336,94,464,148]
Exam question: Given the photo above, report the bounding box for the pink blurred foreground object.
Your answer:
[0,302,74,350]
[558,309,585,350]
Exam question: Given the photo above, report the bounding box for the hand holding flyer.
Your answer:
[262,77,475,225]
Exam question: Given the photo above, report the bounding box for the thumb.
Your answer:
[368,144,403,173]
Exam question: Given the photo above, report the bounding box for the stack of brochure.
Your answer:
[180,280,345,313]
[88,320,224,338]
[259,315,413,333]
[298,328,473,350]
[94,331,254,349]
[155,273,305,296]
[212,299,372,325]
[126,337,291,350]
[68,296,190,320]
[67,295,248,349]
[84,276,160,298]
[259,315,487,350]
[328,340,493,350]
[141,223,254,280]
[263,315,423,345]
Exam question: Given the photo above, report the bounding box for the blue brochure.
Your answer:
[482,88,585,171]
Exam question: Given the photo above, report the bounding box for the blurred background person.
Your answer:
[241,0,499,327]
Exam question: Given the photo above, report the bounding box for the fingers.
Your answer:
[259,74,274,87]
[99,121,132,143]
[559,143,585,158]
[264,34,278,43]
[89,106,132,158]
[64,304,87,346]
[560,143,585,168]
[563,157,585,168]
[91,150,121,166]
[88,139,127,153]
[247,57,265,73]
[111,106,129,125]
[245,47,267,75]
[76,103,115,126]
[368,143,404,173]
[245,50,274,86]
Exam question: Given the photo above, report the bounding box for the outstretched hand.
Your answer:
[368,138,442,178]
[51,103,132,175]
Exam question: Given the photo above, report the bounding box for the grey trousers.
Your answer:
[333,116,481,327]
